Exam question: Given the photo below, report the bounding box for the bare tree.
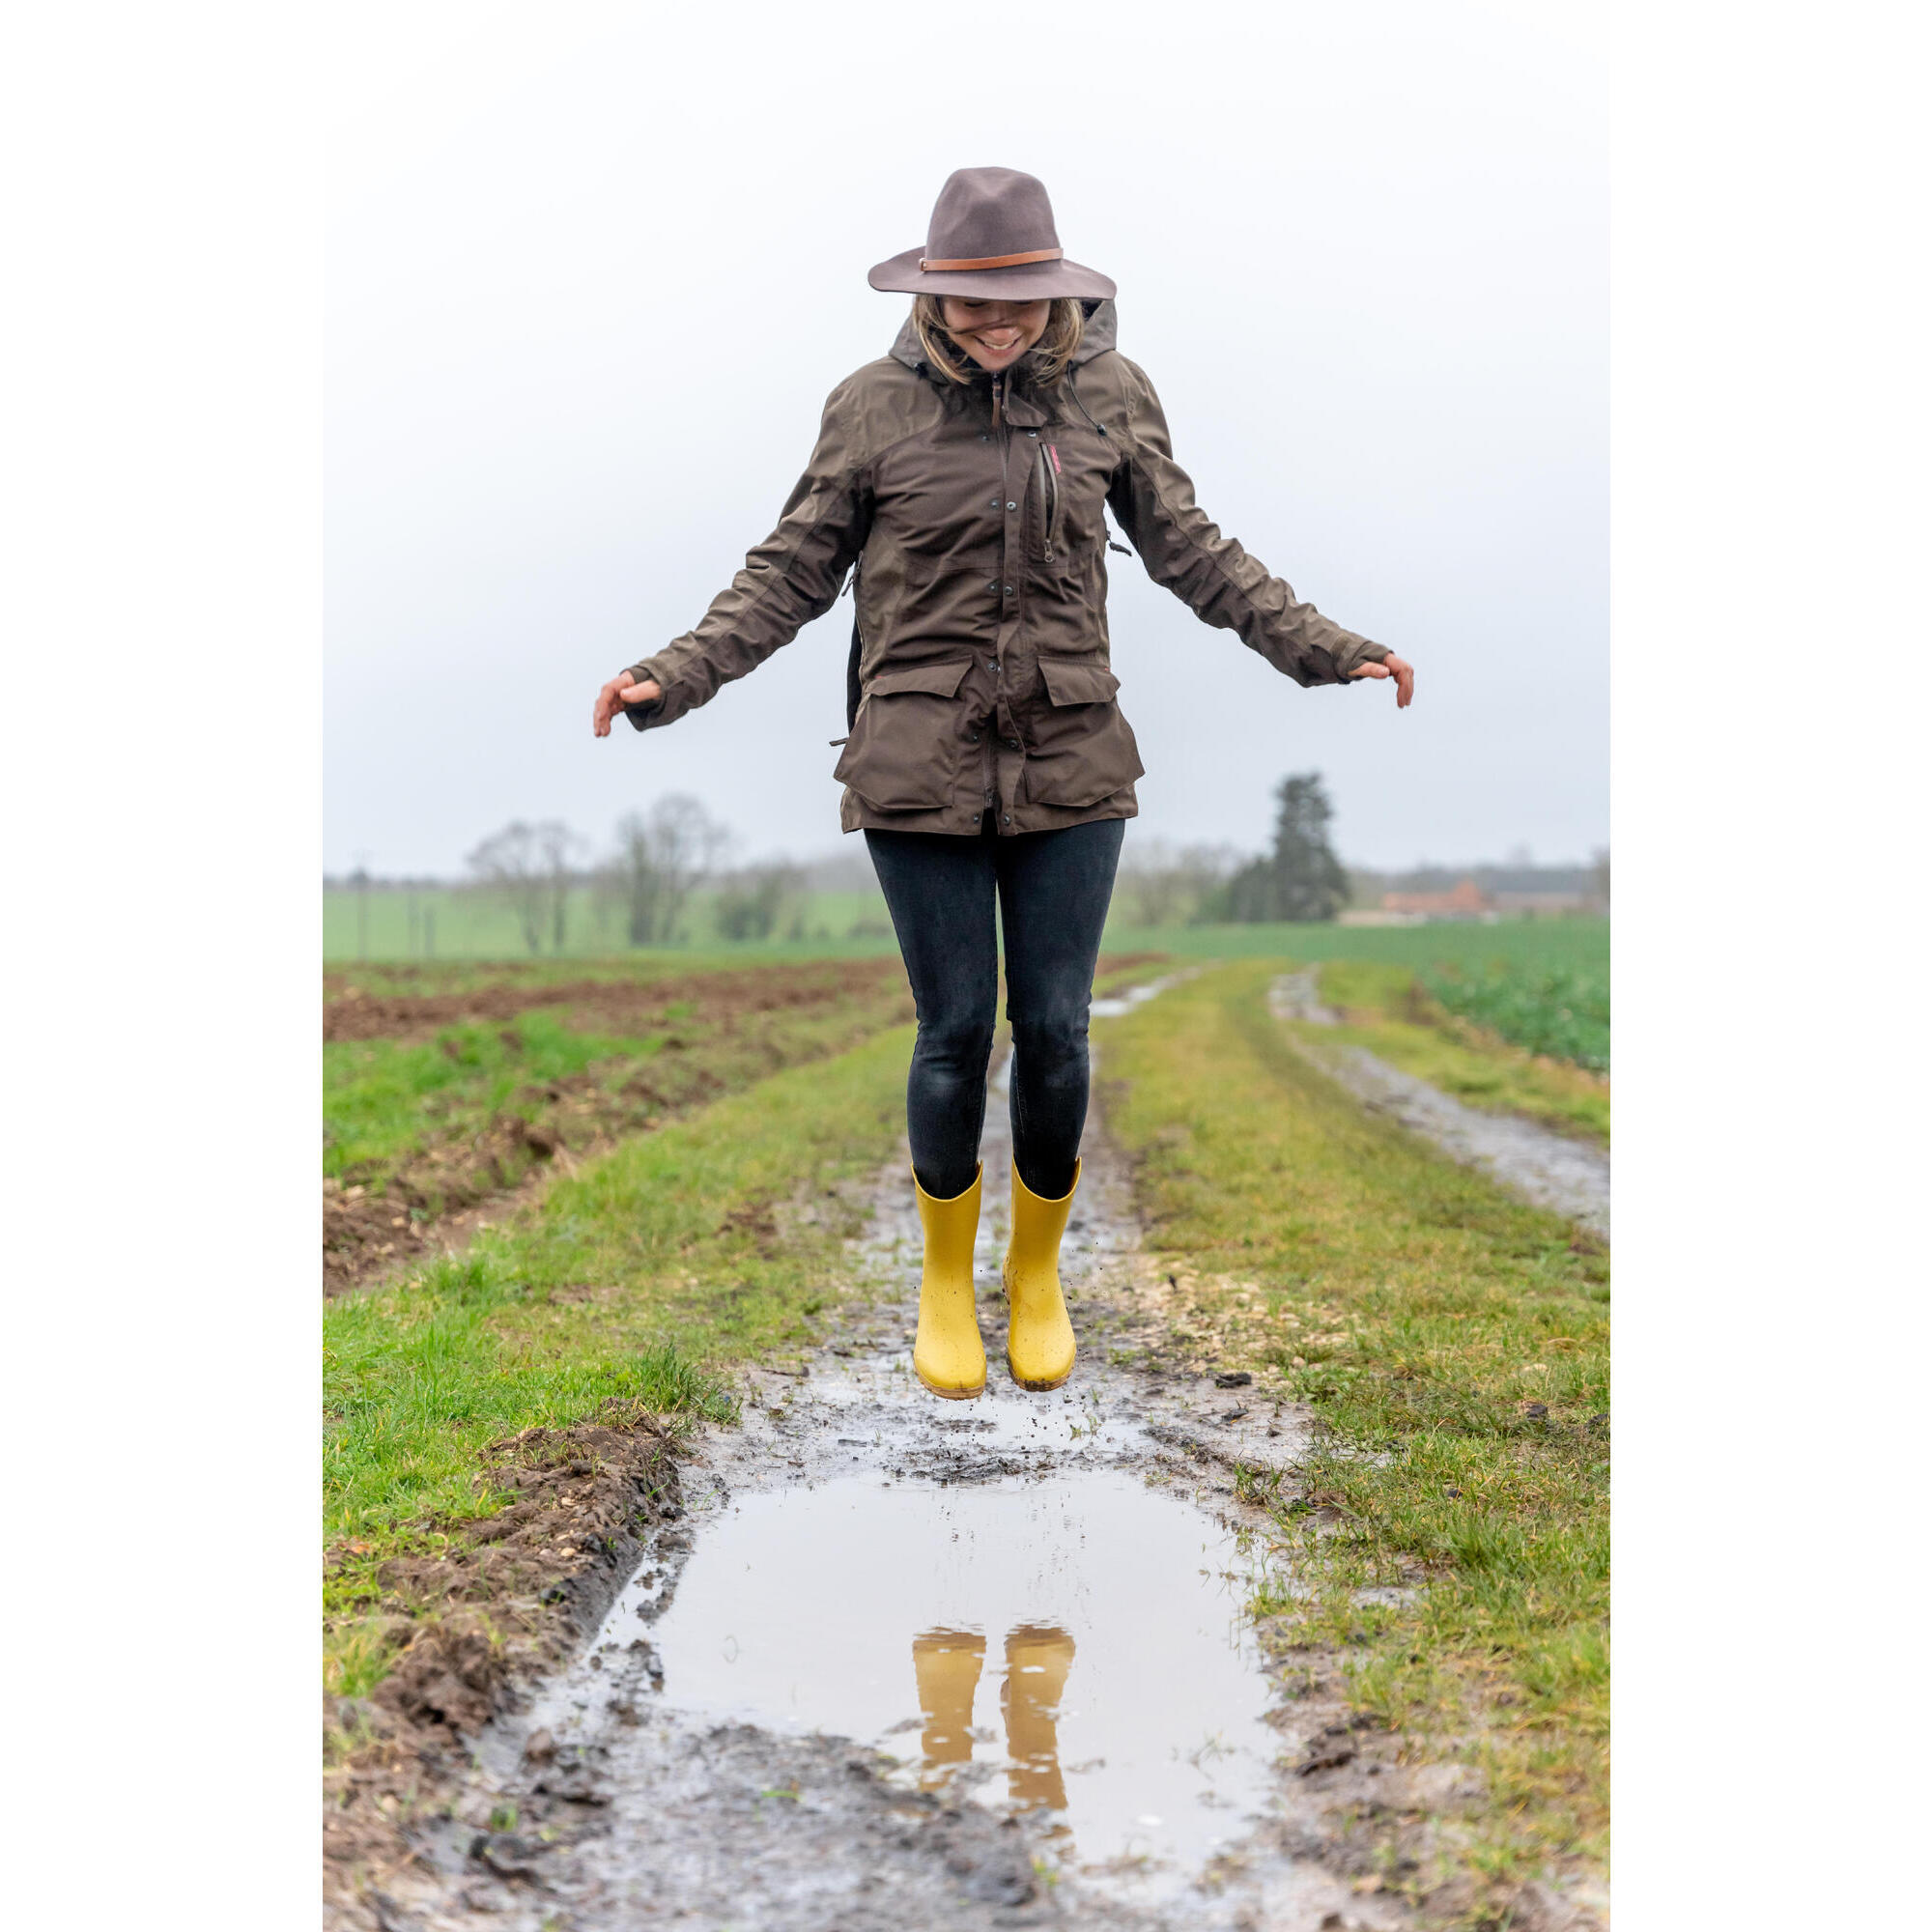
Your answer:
[610,795,731,947]
[537,821,584,953]
[468,821,570,953]
[714,860,805,942]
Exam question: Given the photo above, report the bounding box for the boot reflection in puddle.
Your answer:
[1000,1623,1076,1811]
[911,1629,984,1790]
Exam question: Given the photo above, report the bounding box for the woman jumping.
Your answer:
[593,166,1414,1402]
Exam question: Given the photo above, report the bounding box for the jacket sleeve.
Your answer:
[624,382,875,730]
[1104,358,1387,687]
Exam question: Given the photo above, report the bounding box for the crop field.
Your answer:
[324,932,1608,1930]
[1421,958,1610,1072]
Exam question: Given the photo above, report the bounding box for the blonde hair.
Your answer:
[912,295,1086,385]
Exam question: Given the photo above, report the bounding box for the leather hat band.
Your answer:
[917,246,1064,272]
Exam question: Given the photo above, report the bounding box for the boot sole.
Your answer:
[1006,1354,1073,1393]
[915,1368,984,1400]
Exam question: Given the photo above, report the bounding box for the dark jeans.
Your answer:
[865,816,1126,1202]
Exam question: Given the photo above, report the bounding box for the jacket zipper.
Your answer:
[1038,440,1061,559]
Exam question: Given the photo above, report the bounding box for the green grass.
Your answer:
[1095,962,1607,1918]
[1312,960,1609,1144]
[325,1009,679,1177]
[323,1025,916,1692]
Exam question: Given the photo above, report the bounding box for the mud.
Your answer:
[326,1406,689,1900]
[323,959,910,1045]
[334,1028,1574,1932]
[1270,970,1611,1241]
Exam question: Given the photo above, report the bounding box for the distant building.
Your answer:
[1379,877,1495,922]
[1492,890,1594,917]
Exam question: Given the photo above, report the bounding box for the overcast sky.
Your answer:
[326,0,1605,877]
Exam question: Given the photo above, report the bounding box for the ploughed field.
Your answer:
[322,958,919,1294]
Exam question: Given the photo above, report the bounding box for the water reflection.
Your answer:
[913,1623,1076,1806]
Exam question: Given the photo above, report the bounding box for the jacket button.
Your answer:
[986,581,998,591]
[1005,738,1019,749]
[1006,501,1017,511]
[1003,585,1014,595]
[989,499,1000,508]
[1003,814,1012,823]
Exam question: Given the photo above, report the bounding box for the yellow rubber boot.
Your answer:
[913,1164,986,1400]
[1003,1158,1079,1390]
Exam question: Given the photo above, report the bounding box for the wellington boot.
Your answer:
[1003,1158,1080,1391]
[913,1164,986,1400]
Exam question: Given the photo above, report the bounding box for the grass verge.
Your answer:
[1096,961,1607,1924]
[1313,959,1609,1144]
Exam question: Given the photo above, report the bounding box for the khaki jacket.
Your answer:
[626,302,1387,835]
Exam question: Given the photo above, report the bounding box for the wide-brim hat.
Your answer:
[868,166,1116,302]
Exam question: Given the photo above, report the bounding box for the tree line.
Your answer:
[465,797,803,954]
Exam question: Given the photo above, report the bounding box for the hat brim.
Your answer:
[867,245,1116,301]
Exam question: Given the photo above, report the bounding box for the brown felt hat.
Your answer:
[868,167,1117,302]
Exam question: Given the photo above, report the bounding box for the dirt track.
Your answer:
[336,1037,1615,1932]
[1269,969,1611,1241]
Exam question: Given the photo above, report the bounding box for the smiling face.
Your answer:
[938,297,1052,373]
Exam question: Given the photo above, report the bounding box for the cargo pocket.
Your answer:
[1023,657,1145,808]
[832,659,974,810]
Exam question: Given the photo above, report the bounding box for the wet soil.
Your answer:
[326,1406,690,1903]
[324,960,908,1046]
[1270,970,1611,1241]
[331,1033,1576,1932]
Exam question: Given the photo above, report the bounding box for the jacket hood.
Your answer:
[888,298,1119,380]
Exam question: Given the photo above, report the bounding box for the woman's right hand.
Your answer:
[592,670,664,737]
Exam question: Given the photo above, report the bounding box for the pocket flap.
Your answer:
[866,660,973,699]
[1038,658,1121,706]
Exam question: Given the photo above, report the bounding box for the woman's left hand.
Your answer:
[1350,652,1415,708]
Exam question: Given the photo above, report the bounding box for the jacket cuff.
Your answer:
[622,661,668,731]
[1334,639,1390,682]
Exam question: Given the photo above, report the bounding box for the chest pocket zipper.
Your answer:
[1038,441,1061,560]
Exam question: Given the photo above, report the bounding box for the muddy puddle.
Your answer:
[389,1025,1428,1932]
[551,1463,1280,1886]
